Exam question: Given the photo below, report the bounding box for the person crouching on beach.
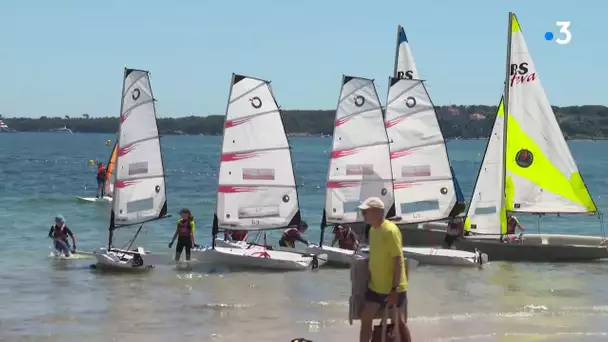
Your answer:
[357,197,412,342]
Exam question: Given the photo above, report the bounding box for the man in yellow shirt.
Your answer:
[358,197,411,342]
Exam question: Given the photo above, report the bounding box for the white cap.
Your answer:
[357,197,385,210]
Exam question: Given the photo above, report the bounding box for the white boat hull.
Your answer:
[76,196,113,203]
[359,246,487,267]
[455,233,608,262]
[305,245,359,267]
[192,246,328,271]
[93,247,156,270]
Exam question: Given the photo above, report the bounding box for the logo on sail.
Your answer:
[243,168,275,180]
[509,62,537,87]
[515,149,534,168]
[132,88,140,100]
[250,96,262,109]
[405,96,416,108]
[354,95,365,107]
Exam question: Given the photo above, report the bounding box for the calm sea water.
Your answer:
[1,133,608,342]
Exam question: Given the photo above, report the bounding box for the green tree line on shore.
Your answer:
[2,104,607,139]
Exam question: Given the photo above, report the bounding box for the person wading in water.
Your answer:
[169,208,196,262]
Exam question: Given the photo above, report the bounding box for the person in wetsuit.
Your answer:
[278,221,309,248]
[331,224,359,250]
[48,215,77,257]
[96,162,107,198]
[169,208,196,262]
[224,230,248,242]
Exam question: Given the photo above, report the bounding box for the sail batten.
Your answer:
[215,74,300,231]
[110,68,167,229]
[324,76,394,224]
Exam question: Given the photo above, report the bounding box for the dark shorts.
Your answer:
[365,289,406,308]
[54,240,71,256]
[278,238,295,248]
[176,236,192,255]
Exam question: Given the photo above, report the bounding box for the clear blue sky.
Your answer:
[0,0,605,118]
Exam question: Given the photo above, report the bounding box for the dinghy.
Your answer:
[306,76,394,267]
[384,25,468,247]
[92,68,169,270]
[76,138,117,203]
[455,13,608,262]
[193,74,327,271]
[382,60,486,266]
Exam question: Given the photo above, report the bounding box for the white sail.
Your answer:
[464,99,506,235]
[394,25,419,80]
[111,69,167,227]
[385,78,456,223]
[215,74,299,230]
[505,14,596,214]
[324,76,394,223]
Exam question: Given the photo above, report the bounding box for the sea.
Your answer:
[1,133,608,342]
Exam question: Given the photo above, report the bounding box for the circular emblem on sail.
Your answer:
[132,88,140,101]
[250,96,262,109]
[354,95,365,107]
[282,195,290,203]
[155,185,160,193]
[405,96,416,108]
[381,188,387,196]
[440,187,448,195]
[515,149,534,168]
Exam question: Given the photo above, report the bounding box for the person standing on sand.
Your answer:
[357,197,412,342]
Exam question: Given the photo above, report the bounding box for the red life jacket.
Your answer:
[282,228,299,242]
[231,231,247,241]
[52,225,69,241]
[337,229,356,250]
[177,220,192,237]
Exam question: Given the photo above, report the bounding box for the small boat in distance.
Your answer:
[49,125,74,134]
[0,120,16,132]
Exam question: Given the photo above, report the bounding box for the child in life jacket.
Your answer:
[278,221,309,248]
[169,208,196,262]
[331,224,359,250]
[48,215,77,257]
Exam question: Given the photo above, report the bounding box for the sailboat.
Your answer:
[453,13,608,262]
[193,74,327,271]
[92,68,168,269]
[379,25,470,248]
[306,76,394,266]
[76,142,117,203]
[380,70,486,266]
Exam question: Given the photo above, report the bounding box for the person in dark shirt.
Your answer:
[331,224,359,250]
[278,221,309,248]
[224,230,248,242]
[48,215,77,257]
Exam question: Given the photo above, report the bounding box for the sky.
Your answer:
[0,0,605,118]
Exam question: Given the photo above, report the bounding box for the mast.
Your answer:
[211,73,236,249]
[108,68,128,248]
[501,12,514,230]
[393,25,402,78]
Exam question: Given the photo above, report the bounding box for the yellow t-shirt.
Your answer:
[368,219,407,294]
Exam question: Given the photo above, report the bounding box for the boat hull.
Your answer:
[359,246,486,267]
[93,247,156,270]
[192,246,328,271]
[76,196,113,203]
[349,222,449,247]
[305,245,359,267]
[454,233,608,262]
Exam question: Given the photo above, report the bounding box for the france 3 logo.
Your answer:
[544,21,572,45]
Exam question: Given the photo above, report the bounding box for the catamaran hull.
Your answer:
[92,247,156,270]
[454,234,608,262]
[359,246,486,267]
[305,245,359,267]
[192,246,327,271]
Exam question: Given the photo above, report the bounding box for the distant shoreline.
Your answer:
[2,104,607,139]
